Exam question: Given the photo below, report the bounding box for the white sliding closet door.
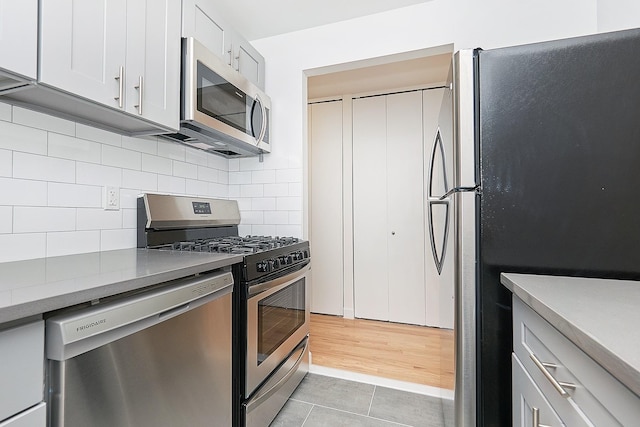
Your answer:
[353,91,425,325]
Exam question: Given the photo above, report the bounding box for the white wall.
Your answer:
[597,0,640,32]
[250,0,599,240]
[0,102,229,262]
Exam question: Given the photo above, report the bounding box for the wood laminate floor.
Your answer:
[309,314,455,390]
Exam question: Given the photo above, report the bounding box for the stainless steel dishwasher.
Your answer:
[45,270,234,427]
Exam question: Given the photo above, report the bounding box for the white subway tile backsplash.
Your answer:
[277,196,302,211]
[158,140,186,161]
[48,183,102,208]
[251,225,277,236]
[120,189,141,209]
[13,152,75,183]
[185,179,208,196]
[0,149,11,177]
[252,198,276,211]
[100,228,136,251]
[241,184,264,198]
[0,102,11,122]
[185,147,209,167]
[237,224,251,236]
[122,170,157,192]
[289,210,303,225]
[0,121,47,154]
[76,123,122,146]
[47,231,100,257]
[229,171,251,185]
[14,207,76,233]
[239,157,264,171]
[141,154,172,175]
[276,168,302,183]
[77,208,123,230]
[264,183,289,197]
[76,162,122,187]
[228,185,240,198]
[122,208,137,228]
[208,153,229,171]
[0,177,48,206]
[174,161,198,179]
[0,207,12,233]
[228,158,240,172]
[264,210,288,224]
[252,169,275,184]
[13,107,75,136]
[241,210,264,224]
[158,175,186,194]
[0,233,46,261]
[102,145,142,170]
[208,182,228,198]
[218,171,229,184]
[289,182,303,197]
[236,198,251,211]
[122,135,158,155]
[197,165,217,182]
[49,133,101,163]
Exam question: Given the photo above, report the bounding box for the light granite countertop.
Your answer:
[0,248,243,325]
[501,272,640,398]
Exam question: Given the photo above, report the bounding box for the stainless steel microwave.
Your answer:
[162,37,270,157]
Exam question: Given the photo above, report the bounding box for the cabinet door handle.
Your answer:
[114,66,124,108]
[235,55,240,71]
[530,353,576,397]
[532,407,552,427]
[227,48,233,66]
[134,76,143,115]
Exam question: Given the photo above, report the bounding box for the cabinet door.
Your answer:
[233,33,266,90]
[125,0,180,130]
[513,354,565,427]
[309,101,343,315]
[353,95,388,321]
[182,0,233,65]
[386,91,426,325]
[0,0,37,80]
[40,0,126,109]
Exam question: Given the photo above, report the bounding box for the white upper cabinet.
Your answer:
[182,0,265,90]
[0,0,37,90]
[39,0,180,131]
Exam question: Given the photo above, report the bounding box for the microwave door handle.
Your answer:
[254,93,267,145]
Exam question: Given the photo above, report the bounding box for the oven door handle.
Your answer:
[248,263,310,297]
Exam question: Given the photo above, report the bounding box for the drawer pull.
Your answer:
[532,407,552,427]
[530,353,576,397]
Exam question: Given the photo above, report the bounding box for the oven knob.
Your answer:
[257,261,268,272]
[273,258,281,269]
[303,250,309,259]
[293,251,303,261]
[268,259,276,271]
[279,255,292,265]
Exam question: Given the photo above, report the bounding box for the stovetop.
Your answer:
[149,235,301,254]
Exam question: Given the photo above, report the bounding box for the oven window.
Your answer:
[257,278,305,364]
[197,62,249,132]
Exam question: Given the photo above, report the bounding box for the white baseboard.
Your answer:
[342,307,354,319]
[308,364,454,400]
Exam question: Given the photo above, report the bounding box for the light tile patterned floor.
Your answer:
[270,374,453,427]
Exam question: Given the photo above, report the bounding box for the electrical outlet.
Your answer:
[104,186,120,210]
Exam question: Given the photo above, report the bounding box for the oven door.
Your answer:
[246,263,310,396]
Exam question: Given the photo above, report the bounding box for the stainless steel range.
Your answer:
[137,193,310,427]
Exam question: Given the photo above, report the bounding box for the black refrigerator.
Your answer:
[426,27,640,426]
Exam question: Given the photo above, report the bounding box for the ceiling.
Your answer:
[210,0,433,41]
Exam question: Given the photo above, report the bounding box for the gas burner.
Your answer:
[149,235,301,254]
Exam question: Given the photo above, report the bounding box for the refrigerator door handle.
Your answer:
[427,127,451,275]
[438,185,481,201]
[427,200,450,274]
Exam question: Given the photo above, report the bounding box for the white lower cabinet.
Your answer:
[512,296,640,426]
[0,320,44,425]
[513,354,564,427]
